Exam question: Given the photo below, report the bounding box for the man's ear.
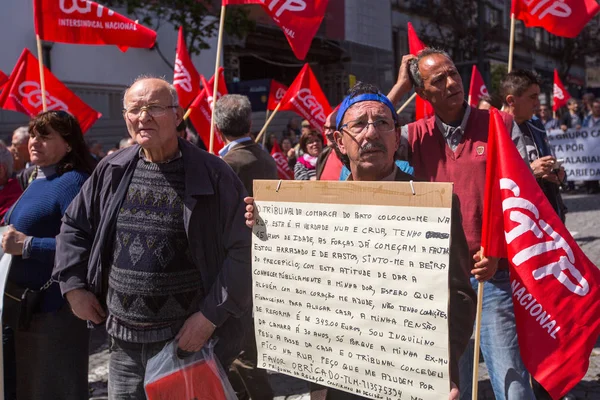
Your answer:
[415,86,427,101]
[506,94,515,107]
[333,130,347,155]
[175,106,184,126]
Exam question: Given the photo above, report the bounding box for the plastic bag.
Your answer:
[144,340,236,400]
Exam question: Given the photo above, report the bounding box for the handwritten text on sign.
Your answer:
[252,201,451,400]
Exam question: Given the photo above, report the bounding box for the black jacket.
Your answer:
[53,138,252,365]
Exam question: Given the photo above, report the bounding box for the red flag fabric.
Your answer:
[224,0,329,60]
[277,64,332,134]
[174,27,201,109]
[407,22,434,120]
[0,70,7,89]
[188,68,228,153]
[0,49,101,133]
[33,0,157,51]
[552,69,570,112]
[512,0,600,38]
[482,107,600,399]
[267,80,288,111]
[468,65,488,107]
[270,140,293,180]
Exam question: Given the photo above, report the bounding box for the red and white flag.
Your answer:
[552,69,570,112]
[407,22,434,120]
[0,70,8,89]
[267,80,288,111]
[188,68,228,153]
[482,108,600,399]
[0,49,101,133]
[223,0,329,60]
[271,140,293,180]
[174,26,201,109]
[278,64,332,134]
[468,65,488,107]
[512,0,600,38]
[34,0,157,51]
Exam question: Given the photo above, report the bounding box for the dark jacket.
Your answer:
[313,168,476,399]
[53,138,251,365]
[221,140,278,196]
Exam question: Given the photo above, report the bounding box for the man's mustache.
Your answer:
[360,142,386,155]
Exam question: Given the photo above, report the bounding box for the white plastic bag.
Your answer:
[144,340,236,400]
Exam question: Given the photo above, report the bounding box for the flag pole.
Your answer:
[263,109,270,147]
[256,103,281,143]
[208,5,227,154]
[396,92,417,114]
[35,34,48,111]
[183,107,192,120]
[468,95,473,107]
[471,248,486,400]
[507,13,516,73]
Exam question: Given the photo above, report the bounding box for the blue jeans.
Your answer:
[108,337,169,399]
[459,270,535,400]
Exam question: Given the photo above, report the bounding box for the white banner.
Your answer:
[547,128,600,181]
[252,200,451,400]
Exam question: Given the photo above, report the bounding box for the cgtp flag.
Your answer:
[277,64,332,134]
[34,0,157,51]
[270,140,293,180]
[552,69,570,112]
[188,68,228,153]
[223,0,329,60]
[511,0,600,38]
[482,108,600,399]
[0,70,7,89]
[174,27,201,109]
[267,80,288,111]
[0,49,101,133]
[468,65,488,107]
[407,22,434,120]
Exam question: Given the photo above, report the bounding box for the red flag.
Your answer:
[552,69,570,112]
[277,64,332,134]
[407,23,434,120]
[224,0,329,60]
[512,0,600,38]
[188,68,228,153]
[267,80,288,111]
[482,108,600,399]
[270,140,293,180]
[174,27,201,109]
[468,65,489,107]
[33,0,157,51]
[0,70,7,89]
[0,49,101,133]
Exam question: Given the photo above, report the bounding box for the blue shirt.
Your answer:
[218,137,253,158]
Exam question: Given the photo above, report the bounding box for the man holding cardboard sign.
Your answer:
[246,82,478,399]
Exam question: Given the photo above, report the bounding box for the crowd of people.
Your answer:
[0,47,595,400]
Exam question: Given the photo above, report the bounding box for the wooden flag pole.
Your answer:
[507,13,516,73]
[397,92,417,114]
[35,34,48,111]
[471,247,486,400]
[208,5,227,154]
[256,103,281,144]
[262,109,270,146]
[183,108,192,121]
[468,95,472,107]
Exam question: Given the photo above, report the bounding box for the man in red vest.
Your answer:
[391,48,534,400]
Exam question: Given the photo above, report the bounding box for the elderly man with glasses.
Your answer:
[53,76,252,399]
[245,82,477,400]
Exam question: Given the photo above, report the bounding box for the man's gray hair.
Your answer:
[12,126,29,145]
[213,94,252,139]
[122,75,179,109]
[408,47,453,89]
[0,143,14,178]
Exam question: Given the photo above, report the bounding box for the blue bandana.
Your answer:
[335,93,398,130]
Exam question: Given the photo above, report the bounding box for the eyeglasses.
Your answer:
[339,118,396,136]
[123,104,178,119]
